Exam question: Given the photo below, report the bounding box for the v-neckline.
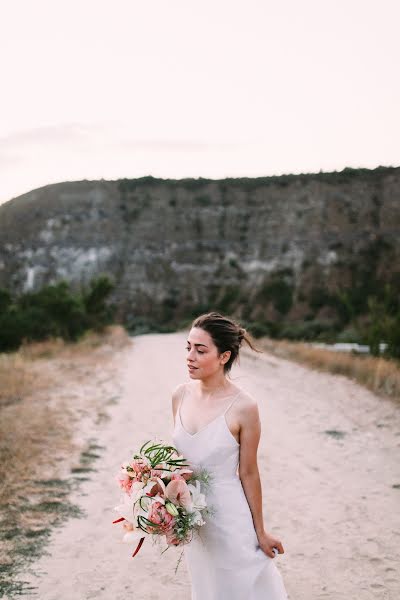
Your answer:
[177,385,241,439]
[178,406,224,437]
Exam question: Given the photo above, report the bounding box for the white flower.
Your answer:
[114,493,136,524]
[187,480,207,511]
[191,509,205,526]
[142,476,166,498]
[122,529,147,543]
[130,480,146,499]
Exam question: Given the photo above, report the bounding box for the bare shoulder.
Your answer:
[171,382,187,411]
[234,388,260,425]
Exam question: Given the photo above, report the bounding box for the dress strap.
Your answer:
[178,384,186,412]
[222,388,242,416]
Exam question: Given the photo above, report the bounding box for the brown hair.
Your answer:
[191,311,263,375]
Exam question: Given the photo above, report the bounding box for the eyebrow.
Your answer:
[186,341,208,348]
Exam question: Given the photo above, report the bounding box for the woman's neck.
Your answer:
[198,375,230,396]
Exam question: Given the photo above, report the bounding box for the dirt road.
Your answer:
[20,332,400,599]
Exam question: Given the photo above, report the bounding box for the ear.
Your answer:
[220,350,231,365]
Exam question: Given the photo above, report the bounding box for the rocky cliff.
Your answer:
[0,167,399,335]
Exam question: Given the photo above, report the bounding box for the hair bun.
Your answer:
[238,327,246,341]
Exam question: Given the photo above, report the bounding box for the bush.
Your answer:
[82,276,116,332]
[18,281,88,341]
[279,320,337,342]
[0,276,116,353]
[362,289,400,359]
[247,320,281,339]
[257,277,293,315]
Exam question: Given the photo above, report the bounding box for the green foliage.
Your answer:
[17,281,87,341]
[194,194,212,205]
[0,288,12,313]
[361,286,400,358]
[279,320,337,342]
[335,238,394,324]
[309,287,336,311]
[387,315,400,359]
[82,276,116,332]
[215,285,242,313]
[247,321,281,339]
[257,275,293,315]
[0,276,116,353]
[336,327,362,343]
[116,166,397,195]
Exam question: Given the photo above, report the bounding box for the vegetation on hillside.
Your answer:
[117,165,398,193]
[0,276,116,352]
[245,280,400,360]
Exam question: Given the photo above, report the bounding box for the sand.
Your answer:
[17,332,400,600]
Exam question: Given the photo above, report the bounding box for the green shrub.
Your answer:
[82,276,116,332]
[247,321,281,339]
[0,276,115,353]
[361,288,400,358]
[257,279,293,315]
[279,320,337,342]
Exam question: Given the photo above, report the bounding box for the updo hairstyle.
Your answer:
[191,311,263,375]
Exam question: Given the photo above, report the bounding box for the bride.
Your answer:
[172,311,289,599]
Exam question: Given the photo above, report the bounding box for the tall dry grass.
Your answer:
[0,325,131,588]
[0,325,131,490]
[258,338,400,403]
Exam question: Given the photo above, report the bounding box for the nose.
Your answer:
[187,347,196,362]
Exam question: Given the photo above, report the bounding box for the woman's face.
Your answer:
[185,327,230,379]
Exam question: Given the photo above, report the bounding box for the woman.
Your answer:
[171,311,289,599]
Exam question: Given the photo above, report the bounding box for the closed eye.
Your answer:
[185,346,204,354]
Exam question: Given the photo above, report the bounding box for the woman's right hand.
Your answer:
[257,530,285,558]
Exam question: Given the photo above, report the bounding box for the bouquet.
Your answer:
[113,439,212,571]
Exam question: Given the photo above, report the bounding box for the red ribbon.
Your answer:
[132,536,145,557]
[112,517,146,558]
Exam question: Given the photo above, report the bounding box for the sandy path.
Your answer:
[20,332,400,600]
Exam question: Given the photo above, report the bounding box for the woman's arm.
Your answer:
[238,401,284,558]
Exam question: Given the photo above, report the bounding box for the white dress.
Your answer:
[172,382,289,600]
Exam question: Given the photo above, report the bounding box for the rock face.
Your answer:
[0,167,399,333]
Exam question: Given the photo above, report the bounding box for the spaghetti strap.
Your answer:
[179,384,187,411]
[180,383,186,403]
[223,388,242,416]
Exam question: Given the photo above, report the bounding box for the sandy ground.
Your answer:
[17,332,400,600]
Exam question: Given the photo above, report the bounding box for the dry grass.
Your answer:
[258,337,400,403]
[0,325,131,594]
[0,353,49,409]
[0,325,131,496]
[0,326,131,409]
[18,323,131,360]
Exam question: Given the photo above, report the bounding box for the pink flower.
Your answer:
[165,479,192,510]
[129,458,151,481]
[145,478,165,498]
[130,458,145,472]
[151,470,162,478]
[115,473,133,493]
[147,501,176,534]
[165,527,180,546]
[171,468,193,481]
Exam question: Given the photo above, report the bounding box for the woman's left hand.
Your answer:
[257,530,284,558]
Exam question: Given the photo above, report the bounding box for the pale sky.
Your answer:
[0,0,399,205]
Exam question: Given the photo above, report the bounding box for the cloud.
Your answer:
[0,122,242,156]
[115,138,241,153]
[0,122,99,147]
